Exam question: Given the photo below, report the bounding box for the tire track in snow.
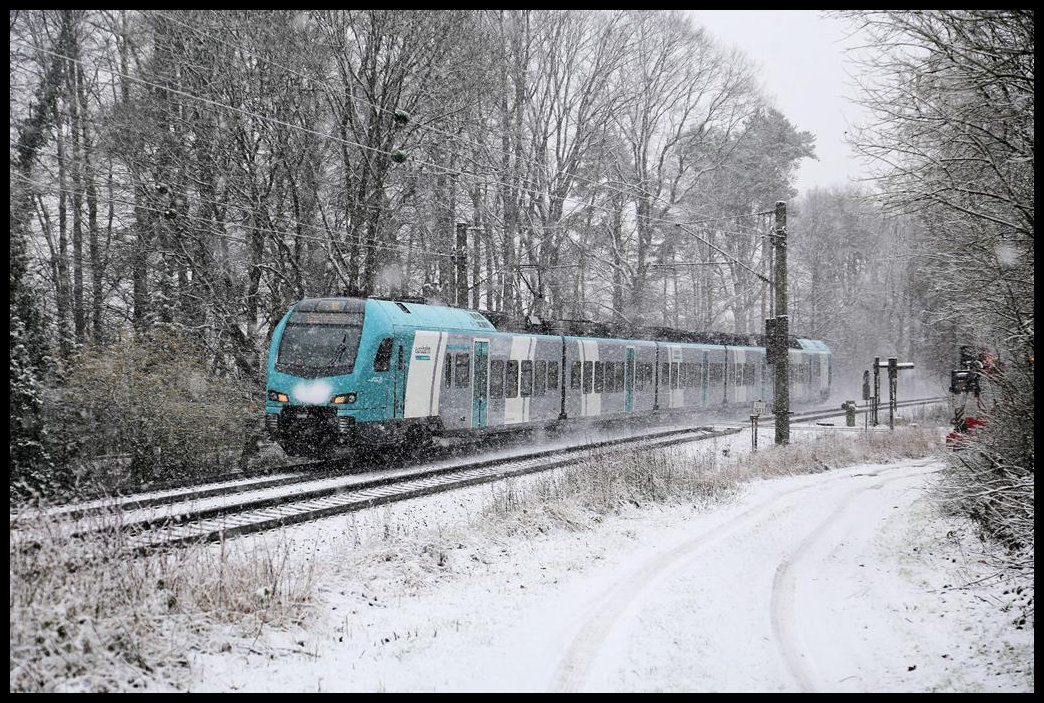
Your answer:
[769,460,943,692]
[548,465,899,692]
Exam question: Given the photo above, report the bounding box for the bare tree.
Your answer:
[841,9,1033,559]
[613,10,757,325]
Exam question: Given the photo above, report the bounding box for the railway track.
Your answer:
[733,396,946,428]
[12,396,946,555]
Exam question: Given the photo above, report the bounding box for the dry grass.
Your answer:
[483,426,944,530]
[9,505,318,692]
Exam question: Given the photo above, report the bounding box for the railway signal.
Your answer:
[869,357,914,429]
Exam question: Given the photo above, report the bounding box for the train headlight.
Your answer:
[332,392,357,404]
[267,390,289,403]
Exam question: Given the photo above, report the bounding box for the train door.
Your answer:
[472,340,489,428]
[702,350,710,406]
[625,347,635,412]
[734,349,746,404]
[670,346,682,408]
[394,344,406,419]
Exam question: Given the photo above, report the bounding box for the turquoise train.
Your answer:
[264,297,832,456]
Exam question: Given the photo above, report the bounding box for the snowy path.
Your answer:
[550,460,942,692]
[182,454,1032,693]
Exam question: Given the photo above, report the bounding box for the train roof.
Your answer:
[292,297,497,333]
[371,298,497,332]
[291,297,829,350]
[796,338,830,352]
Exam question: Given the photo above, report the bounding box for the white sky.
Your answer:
[163,428,1032,693]
[691,10,869,195]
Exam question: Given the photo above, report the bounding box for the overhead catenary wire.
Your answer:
[148,9,767,235]
[12,28,784,322]
[11,30,773,241]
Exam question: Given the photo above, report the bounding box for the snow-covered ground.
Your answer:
[163,425,1033,693]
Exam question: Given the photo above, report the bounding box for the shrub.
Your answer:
[940,357,1034,565]
[47,329,258,493]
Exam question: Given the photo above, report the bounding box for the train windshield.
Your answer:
[276,311,364,377]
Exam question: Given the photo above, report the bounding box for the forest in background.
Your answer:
[9,11,1033,559]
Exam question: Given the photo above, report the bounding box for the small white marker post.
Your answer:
[751,400,765,451]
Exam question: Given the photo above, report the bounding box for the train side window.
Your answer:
[615,362,624,393]
[548,361,559,389]
[520,360,533,397]
[490,359,505,399]
[534,360,547,396]
[710,363,722,383]
[670,362,679,390]
[746,363,755,385]
[594,361,604,393]
[661,363,669,388]
[455,353,471,387]
[444,353,453,387]
[506,360,519,398]
[571,361,582,390]
[603,362,613,392]
[373,337,394,372]
[583,361,593,394]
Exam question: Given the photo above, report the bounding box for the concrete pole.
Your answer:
[774,201,789,445]
[455,222,468,307]
[888,356,898,430]
[873,356,881,426]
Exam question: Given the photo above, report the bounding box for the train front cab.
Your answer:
[265,298,410,454]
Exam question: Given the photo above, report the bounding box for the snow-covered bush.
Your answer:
[940,358,1034,570]
[47,329,258,492]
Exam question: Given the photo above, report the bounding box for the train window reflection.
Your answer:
[277,323,361,375]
